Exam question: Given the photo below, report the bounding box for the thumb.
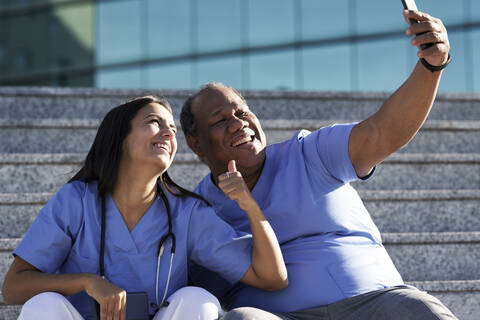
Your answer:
[228,160,237,173]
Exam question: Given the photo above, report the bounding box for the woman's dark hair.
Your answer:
[69,95,206,203]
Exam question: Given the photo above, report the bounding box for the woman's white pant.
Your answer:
[18,287,223,320]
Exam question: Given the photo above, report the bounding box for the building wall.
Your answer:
[1,0,479,92]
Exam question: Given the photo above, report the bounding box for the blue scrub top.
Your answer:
[14,180,252,319]
[193,123,404,312]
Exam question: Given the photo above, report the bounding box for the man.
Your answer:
[181,9,456,320]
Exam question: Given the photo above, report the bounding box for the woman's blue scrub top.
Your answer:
[13,180,252,319]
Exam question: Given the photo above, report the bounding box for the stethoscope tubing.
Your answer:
[99,186,176,310]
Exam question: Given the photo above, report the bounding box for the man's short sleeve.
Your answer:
[13,181,85,273]
[187,202,252,284]
[301,123,365,183]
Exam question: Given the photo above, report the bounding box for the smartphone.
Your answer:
[93,292,150,320]
[401,0,430,49]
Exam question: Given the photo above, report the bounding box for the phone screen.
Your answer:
[402,0,418,11]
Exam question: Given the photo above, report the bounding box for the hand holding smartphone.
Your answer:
[401,0,430,50]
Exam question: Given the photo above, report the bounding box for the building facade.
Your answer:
[1,0,479,92]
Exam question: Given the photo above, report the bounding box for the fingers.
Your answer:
[404,9,434,23]
[228,159,237,173]
[99,291,126,320]
[403,10,450,66]
[120,293,127,320]
[217,162,246,201]
[407,20,443,36]
[411,31,447,48]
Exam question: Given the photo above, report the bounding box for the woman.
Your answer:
[1,96,287,320]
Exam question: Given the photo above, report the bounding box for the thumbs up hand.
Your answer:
[218,160,256,212]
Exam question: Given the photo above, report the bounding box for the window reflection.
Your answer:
[195,55,243,88]
[357,38,408,91]
[419,0,465,26]
[471,0,480,21]
[147,62,192,90]
[301,0,350,41]
[96,0,142,64]
[355,0,405,34]
[96,67,143,89]
[473,30,480,92]
[52,4,94,69]
[248,0,295,46]
[147,0,191,58]
[198,0,242,52]
[303,44,351,91]
[249,50,295,90]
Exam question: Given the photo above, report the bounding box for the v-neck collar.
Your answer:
[105,194,161,254]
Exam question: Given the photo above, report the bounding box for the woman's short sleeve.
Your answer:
[187,201,252,284]
[13,181,85,273]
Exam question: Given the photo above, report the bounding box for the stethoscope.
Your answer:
[99,186,176,310]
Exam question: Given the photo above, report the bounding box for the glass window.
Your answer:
[195,55,243,88]
[147,0,191,58]
[303,44,351,91]
[471,0,480,21]
[438,31,467,92]
[418,0,464,26]
[249,50,295,90]
[197,0,242,52]
[470,29,479,92]
[355,0,406,34]
[301,0,350,41]
[52,4,94,69]
[0,41,8,75]
[96,0,142,65]
[95,67,144,89]
[357,38,408,92]
[146,61,192,90]
[9,12,52,74]
[248,0,295,46]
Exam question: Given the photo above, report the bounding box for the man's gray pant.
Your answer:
[222,286,457,320]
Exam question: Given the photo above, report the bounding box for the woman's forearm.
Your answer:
[242,201,288,290]
[2,257,94,304]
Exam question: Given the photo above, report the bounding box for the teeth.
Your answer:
[232,136,253,147]
[154,143,169,152]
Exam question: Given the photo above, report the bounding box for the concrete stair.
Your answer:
[0,87,479,319]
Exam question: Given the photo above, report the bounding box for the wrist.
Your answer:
[420,54,452,73]
[82,273,99,292]
[239,199,261,215]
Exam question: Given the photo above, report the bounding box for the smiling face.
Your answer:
[122,102,178,175]
[187,86,267,182]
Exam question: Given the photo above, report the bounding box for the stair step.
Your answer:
[1,190,478,238]
[2,118,480,130]
[1,153,479,193]
[1,119,479,154]
[382,232,480,282]
[1,87,480,120]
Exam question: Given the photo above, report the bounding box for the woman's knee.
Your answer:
[19,292,81,320]
[168,286,220,306]
[223,307,284,320]
[153,286,222,320]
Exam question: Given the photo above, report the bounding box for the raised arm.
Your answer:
[349,10,450,178]
[217,160,288,291]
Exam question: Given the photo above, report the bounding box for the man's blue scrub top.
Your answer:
[194,123,404,312]
[14,180,252,319]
